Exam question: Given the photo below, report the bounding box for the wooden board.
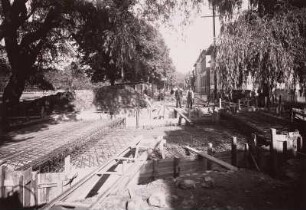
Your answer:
[41,135,143,210]
[184,146,238,171]
[174,108,193,125]
[137,158,206,183]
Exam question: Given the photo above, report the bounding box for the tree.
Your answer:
[216,2,306,98]
[74,4,175,86]
[0,0,241,129]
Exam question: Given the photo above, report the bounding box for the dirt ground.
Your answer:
[143,169,303,209]
[100,162,305,210]
[97,123,306,210]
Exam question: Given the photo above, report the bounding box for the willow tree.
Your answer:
[216,5,306,97]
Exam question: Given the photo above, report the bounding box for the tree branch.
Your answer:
[1,0,11,13]
[20,7,60,48]
[0,0,30,42]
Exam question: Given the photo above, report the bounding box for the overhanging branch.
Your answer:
[20,7,60,48]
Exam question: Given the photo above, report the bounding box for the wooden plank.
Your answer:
[55,201,90,208]
[38,183,58,189]
[184,146,238,171]
[23,167,32,207]
[231,137,237,167]
[139,158,201,172]
[64,156,71,175]
[90,151,149,210]
[0,165,5,198]
[139,160,203,178]
[174,108,193,125]
[19,172,24,207]
[41,135,143,210]
[31,171,38,206]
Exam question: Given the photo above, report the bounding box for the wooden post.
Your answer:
[64,156,71,175]
[278,95,282,115]
[178,116,182,125]
[231,137,238,167]
[152,159,158,180]
[201,154,207,171]
[40,106,45,119]
[264,96,268,109]
[136,108,139,129]
[22,168,32,207]
[297,137,302,152]
[207,143,213,170]
[270,128,278,177]
[252,133,258,147]
[19,173,24,206]
[283,141,287,160]
[238,99,241,111]
[159,139,166,159]
[173,157,180,178]
[244,143,250,168]
[31,171,38,207]
[271,128,277,150]
[0,165,4,198]
[184,148,191,156]
[219,98,222,109]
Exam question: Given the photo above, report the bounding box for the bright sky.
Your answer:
[159,5,220,75]
[159,1,248,75]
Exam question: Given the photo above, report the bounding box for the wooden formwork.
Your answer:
[291,108,306,122]
[0,134,151,209]
[0,165,70,208]
[41,135,166,210]
[245,129,304,177]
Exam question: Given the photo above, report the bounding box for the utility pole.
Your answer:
[201,3,218,102]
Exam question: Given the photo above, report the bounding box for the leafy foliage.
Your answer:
[74,4,175,86]
[216,6,306,93]
[0,0,243,102]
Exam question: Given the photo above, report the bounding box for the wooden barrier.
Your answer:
[231,137,238,167]
[137,157,207,183]
[174,108,193,126]
[291,108,306,122]
[0,135,143,209]
[207,143,213,170]
[270,128,303,177]
[0,166,69,208]
[270,128,303,156]
[184,146,238,171]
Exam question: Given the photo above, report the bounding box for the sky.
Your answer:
[159,5,220,75]
[159,1,248,75]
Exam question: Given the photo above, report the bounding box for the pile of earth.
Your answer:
[93,85,149,114]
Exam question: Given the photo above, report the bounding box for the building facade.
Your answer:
[193,49,214,97]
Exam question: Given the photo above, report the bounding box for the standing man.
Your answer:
[175,87,182,108]
[187,87,194,109]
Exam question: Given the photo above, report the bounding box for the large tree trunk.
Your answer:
[1,72,27,131]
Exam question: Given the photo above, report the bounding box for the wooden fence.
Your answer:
[0,157,74,209]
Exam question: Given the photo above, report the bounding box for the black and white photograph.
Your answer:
[0,0,306,209]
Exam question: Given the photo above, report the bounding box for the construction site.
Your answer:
[0,87,305,210]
